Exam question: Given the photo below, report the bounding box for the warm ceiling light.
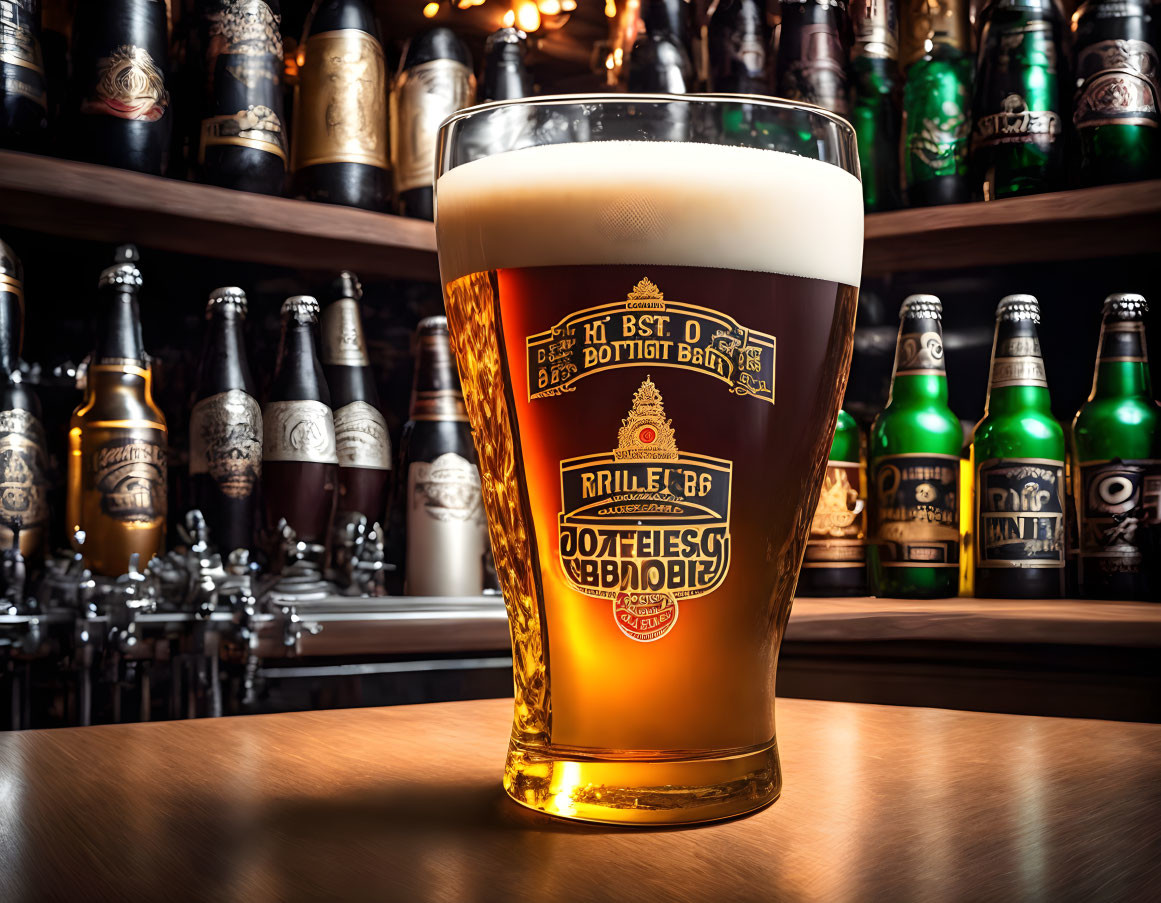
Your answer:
[516,1,541,31]
[502,8,515,26]
[423,1,439,16]
[561,0,576,8]
[538,0,561,13]
[605,0,616,17]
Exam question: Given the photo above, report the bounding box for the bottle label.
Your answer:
[389,57,475,193]
[321,298,370,366]
[971,23,1062,151]
[1078,459,1161,575]
[893,329,945,376]
[0,408,49,537]
[293,29,387,170]
[1098,321,1148,362]
[526,278,776,405]
[189,389,262,498]
[779,24,850,117]
[82,44,169,122]
[903,62,971,181]
[870,452,960,567]
[556,376,733,642]
[262,399,338,464]
[803,459,866,567]
[990,335,1048,388]
[93,435,167,523]
[1074,39,1160,130]
[0,0,47,111]
[333,400,391,470]
[975,458,1065,568]
[405,452,485,596]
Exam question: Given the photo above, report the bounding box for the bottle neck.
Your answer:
[196,308,255,399]
[321,298,378,408]
[1091,319,1152,399]
[887,316,949,407]
[272,321,330,405]
[0,287,21,375]
[95,287,146,365]
[410,330,466,421]
[984,318,1052,415]
[484,49,530,101]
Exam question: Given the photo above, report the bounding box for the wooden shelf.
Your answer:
[0,150,438,282]
[864,180,1161,275]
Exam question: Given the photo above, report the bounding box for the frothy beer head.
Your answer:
[435,140,864,286]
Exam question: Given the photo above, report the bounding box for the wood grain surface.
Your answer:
[1,698,1158,902]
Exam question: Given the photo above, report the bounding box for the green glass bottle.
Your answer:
[852,0,902,212]
[1072,294,1161,601]
[800,408,869,596]
[971,295,1065,599]
[900,0,973,207]
[1072,0,1161,187]
[970,0,1066,200]
[870,295,962,598]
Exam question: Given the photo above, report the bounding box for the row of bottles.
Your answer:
[0,239,487,597]
[803,291,1161,601]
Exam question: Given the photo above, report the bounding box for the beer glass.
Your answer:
[435,96,862,825]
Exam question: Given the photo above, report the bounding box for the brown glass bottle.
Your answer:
[262,295,337,545]
[190,286,262,554]
[0,239,49,564]
[321,271,390,528]
[68,245,168,576]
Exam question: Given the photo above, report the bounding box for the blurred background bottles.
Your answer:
[628,0,694,93]
[776,0,851,118]
[901,0,972,207]
[480,25,531,101]
[0,0,49,150]
[971,0,1066,200]
[870,295,961,598]
[971,295,1065,598]
[851,0,902,212]
[706,0,770,94]
[68,245,168,576]
[190,286,261,556]
[292,0,388,211]
[1071,0,1161,187]
[1072,294,1161,601]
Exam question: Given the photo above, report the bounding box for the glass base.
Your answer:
[503,739,780,825]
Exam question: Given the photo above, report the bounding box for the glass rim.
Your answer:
[437,92,857,141]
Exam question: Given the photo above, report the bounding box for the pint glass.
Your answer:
[435,96,862,825]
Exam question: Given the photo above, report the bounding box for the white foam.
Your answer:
[435,140,863,286]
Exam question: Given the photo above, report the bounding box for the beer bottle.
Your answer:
[321,271,390,529]
[799,408,869,596]
[190,287,262,555]
[481,26,532,101]
[776,0,851,118]
[869,295,961,598]
[196,0,288,195]
[390,27,475,221]
[262,295,337,546]
[0,0,49,149]
[901,0,972,207]
[396,316,485,597]
[852,0,902,212]
[970,0,1066,200]
[628,0,694,93]
[971,295,1065,598]
[1072,0,1161,187]
[68,245,168,576]
[0,239,49,564]
[707,0,770,94]
[70,0,172,175]
[292,0,388,211]
[1072,294,1161,600]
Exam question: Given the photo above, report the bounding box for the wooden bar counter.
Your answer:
[1,698,1158,902]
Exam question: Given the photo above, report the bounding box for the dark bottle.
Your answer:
[1072,294,1161,601]
[190,286,262,555]
[262,295,337,546]
[481,26,532,101]
[852,0,902,212]
[393,316,485,597]
[776,0,851,118]
[68,246,168,576]
[869,295,962,598]
[799,408,869,596]
[971,295,1065,598]
[321,271,390,529]
[390,27,475,221]
[971,0,1066,200]
[901,0,972,206]
[292,0,388,211]
[0,0,49,149]
[197,0,287,194]
[70,0,172,175]
[0,240,49,564]
[628,0,694,93]
[40,0,70,145]
[1072,0,1161,187]
[707,0,770,94]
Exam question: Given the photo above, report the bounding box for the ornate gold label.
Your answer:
[870,453,959,567]
[189,390,262,498]
[0,408,49,536]
[989,336,1048,389]
[293,29,388,170]
[803,460,866,567]
[82,44,168,122]
[558,376,733,642]
[389,57,475,193]
[200,105,286,160]
[528,278,776,404]
[93,436,167,523]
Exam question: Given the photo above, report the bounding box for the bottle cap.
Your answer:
[0,238,22,283]
[332,270,363,303]
[1102,293,1148,320]
[486,27,527,52]
[417,315,450,335]
[206,286,248,317]
[996,294,1040,323]
[281,295,320,324]
[99,244,143,290]
[900,294,942,320]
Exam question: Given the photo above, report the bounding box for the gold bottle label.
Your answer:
[93,435,168,523]
[803,460,866,567]
[0,1,47,109]
[262,399,337,464]
[321,298,369,366]
[292,29,388,170]
[333,400,390,470]
[201,105,286,161]
[0,408,49,541]
[870,452,960,567]
[82,44,169,122]
[405,452,485,596]
[189,389,262,497]
[389,57,475,193]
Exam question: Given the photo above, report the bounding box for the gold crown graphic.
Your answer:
[615,375,678,461]
[627,277,663,301]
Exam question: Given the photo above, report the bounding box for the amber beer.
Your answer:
[436,97,862,825]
